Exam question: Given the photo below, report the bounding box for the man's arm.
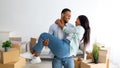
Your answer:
[45,24,54,46]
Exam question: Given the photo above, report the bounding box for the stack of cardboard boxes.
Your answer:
[81,60,107,68]
[74,47,109,68]
[81,48,109,68]
[0,47,26,68]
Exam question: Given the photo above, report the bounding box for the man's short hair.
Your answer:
[61,8,71,14]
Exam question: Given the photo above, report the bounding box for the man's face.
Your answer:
[62,11,71,23]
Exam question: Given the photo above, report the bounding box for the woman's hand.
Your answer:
[55,19,65,29]
[55,19,61,24]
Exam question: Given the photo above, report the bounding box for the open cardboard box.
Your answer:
[74,57,82,68]
[0,57,26,68]
[81,59,107,68]
[1,48,19,64]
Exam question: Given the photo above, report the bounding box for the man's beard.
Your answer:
[64,20,67,24]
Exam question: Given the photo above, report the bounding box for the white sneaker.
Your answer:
[30,56,41,64]
[20,52,34,59]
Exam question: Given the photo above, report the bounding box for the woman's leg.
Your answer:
[32,32,70,58]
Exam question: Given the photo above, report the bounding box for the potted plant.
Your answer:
[2,40,12,52]
[92,43,100,64]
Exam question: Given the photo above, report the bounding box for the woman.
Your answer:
[21,15,90,67]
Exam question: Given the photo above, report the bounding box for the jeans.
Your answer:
[52,56,74,68]
[32,32,74,68]
[32,32,70,58]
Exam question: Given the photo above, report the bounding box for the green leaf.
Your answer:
[92,43,99,60]
[2,40,12,48]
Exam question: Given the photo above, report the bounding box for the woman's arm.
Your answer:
[62,26,76,34]
[55,19,65,29]
[55,19,76,34]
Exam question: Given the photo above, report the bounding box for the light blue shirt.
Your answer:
[49,23,74,39]
[63,25,85,56]
[48,23,74,57]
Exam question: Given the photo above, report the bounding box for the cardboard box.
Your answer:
[30,38,37,51]
[74,57,82,68]
[0,52,1,60]
[1,48,19,64]
[106,59,109,68]
[86,52,93,60]
[81,60,106,68]
[0,58,26,68]
[99,49,108,63]
[11,43,22,54]
[9,37,21,42]
[88,47,109,63]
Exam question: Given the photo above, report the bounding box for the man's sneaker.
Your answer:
[30,56,41,64]
[20,52,34,59]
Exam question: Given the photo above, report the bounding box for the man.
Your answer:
[48,8,74,68]
[20,8,74,68]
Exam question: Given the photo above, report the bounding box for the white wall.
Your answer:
[0,0,98,41]
[0,0,120,66]
[94,0,120,66]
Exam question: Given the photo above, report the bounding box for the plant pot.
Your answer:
[93,58,98,64]
[5,47,10,52]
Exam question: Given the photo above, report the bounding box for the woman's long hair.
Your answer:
[78,15,90,47]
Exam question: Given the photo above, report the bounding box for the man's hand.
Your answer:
[43,39,49,46]
[55,19,65,29]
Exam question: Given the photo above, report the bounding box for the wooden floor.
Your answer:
[23,60,52,68]
[23,60,119,68]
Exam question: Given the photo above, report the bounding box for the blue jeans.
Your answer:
[32,32,74,68]
[52,56,74,68]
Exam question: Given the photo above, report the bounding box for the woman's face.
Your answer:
[75,18,81,26]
